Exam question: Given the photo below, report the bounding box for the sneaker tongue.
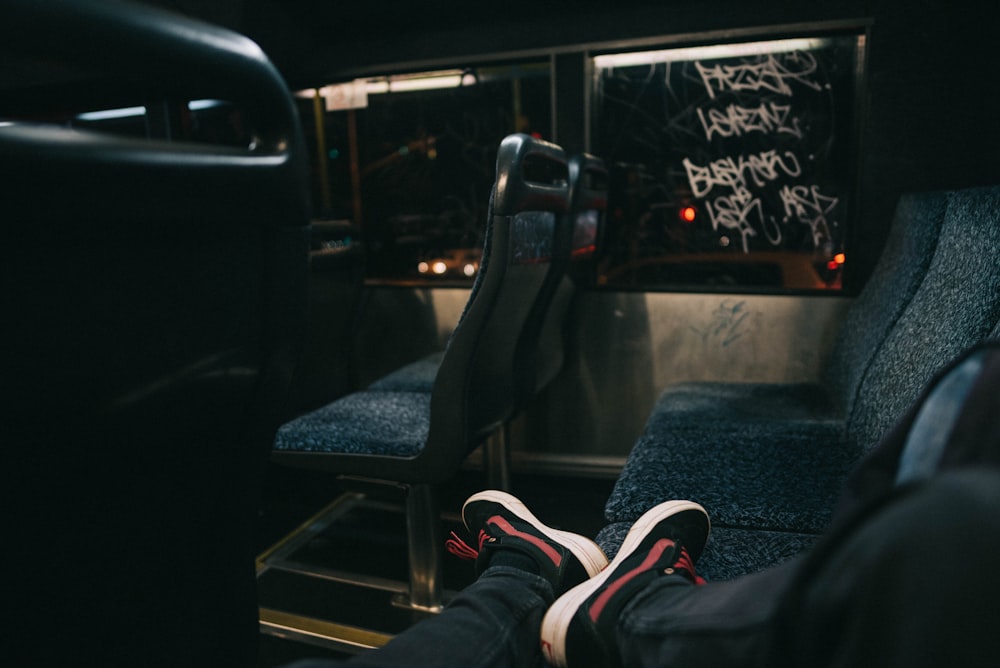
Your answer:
[651,507,711,563]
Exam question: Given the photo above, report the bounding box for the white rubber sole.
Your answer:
[462,490,609,578]
[539,500,709,668]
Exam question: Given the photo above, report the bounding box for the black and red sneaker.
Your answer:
[446,490,608,596]
[540,500,710,667]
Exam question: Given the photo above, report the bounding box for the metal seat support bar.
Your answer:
[401,483,444,612]
[484,426,511,491]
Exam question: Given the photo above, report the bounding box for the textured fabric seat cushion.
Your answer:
[596,521,818,581]
[273,391,431,457]
[366,351,445,392]
[819,190,948,413]
[601,190,948,539]
[847,185,1000,450]
[605,416,855,532]
[598,186,999,581]
[646,381,837,430]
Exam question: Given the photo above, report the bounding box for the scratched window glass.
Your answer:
[592,35,862,291]
[306,62,552,284]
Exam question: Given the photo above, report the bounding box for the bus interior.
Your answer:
[4,0,999,665]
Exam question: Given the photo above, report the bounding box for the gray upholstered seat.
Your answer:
[277,391,432,457]
[848,186,1000,451]
[629,189,950,436]
[367,351,445,393]
[601,185,1000,579]
[273,134,573,610]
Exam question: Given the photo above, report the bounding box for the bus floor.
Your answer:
[255,461,616,666]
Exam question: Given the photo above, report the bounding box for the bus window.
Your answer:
[592,33,864,292]
[296,62,552,284]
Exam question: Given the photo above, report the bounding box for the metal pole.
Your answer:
[312,89,332,214]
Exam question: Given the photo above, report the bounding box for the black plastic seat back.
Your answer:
[523,153,608,397]
[3,1,310,665]
[420,135,569,477]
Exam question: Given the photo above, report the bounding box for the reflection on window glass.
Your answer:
[511,211,556,265]
[182,99,251,148]
[4,93,251,147]
[572,209,600,258]
[304,63,552,283]
[592,35,862,291]
[73,105,149,137]
[69,99,251,146]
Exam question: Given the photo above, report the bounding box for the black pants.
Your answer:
[618,343,1000,667]
[617,468,1000,668]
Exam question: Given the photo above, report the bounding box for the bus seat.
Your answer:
[4,1,310,666]
[367,152,607,400]
[631,188,948,435]
[600,184,1000,579]
[848,185,1000,450]
[360,152,604,493]
[593,189,949,538]
[519,153,609,398]
[607,336,1000,581]
[272,133,571,611]
[367,350,447,393]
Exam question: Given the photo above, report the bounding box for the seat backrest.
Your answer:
[848,185,1000,452]
[835,339,1000,520]
[521,153,608,398]
[422,134,570,479]
[822,190,948,414]
[3,1,310,665]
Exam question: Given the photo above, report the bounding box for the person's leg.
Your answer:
[289,490,608,668]
[614,558,797,667]
[543,469,1000,668]
[615,453,1000,668]
[343,565,554,668]
[778,468,1000,668]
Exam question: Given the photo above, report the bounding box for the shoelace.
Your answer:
[446,528,491,560]
[671,546,706,585]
